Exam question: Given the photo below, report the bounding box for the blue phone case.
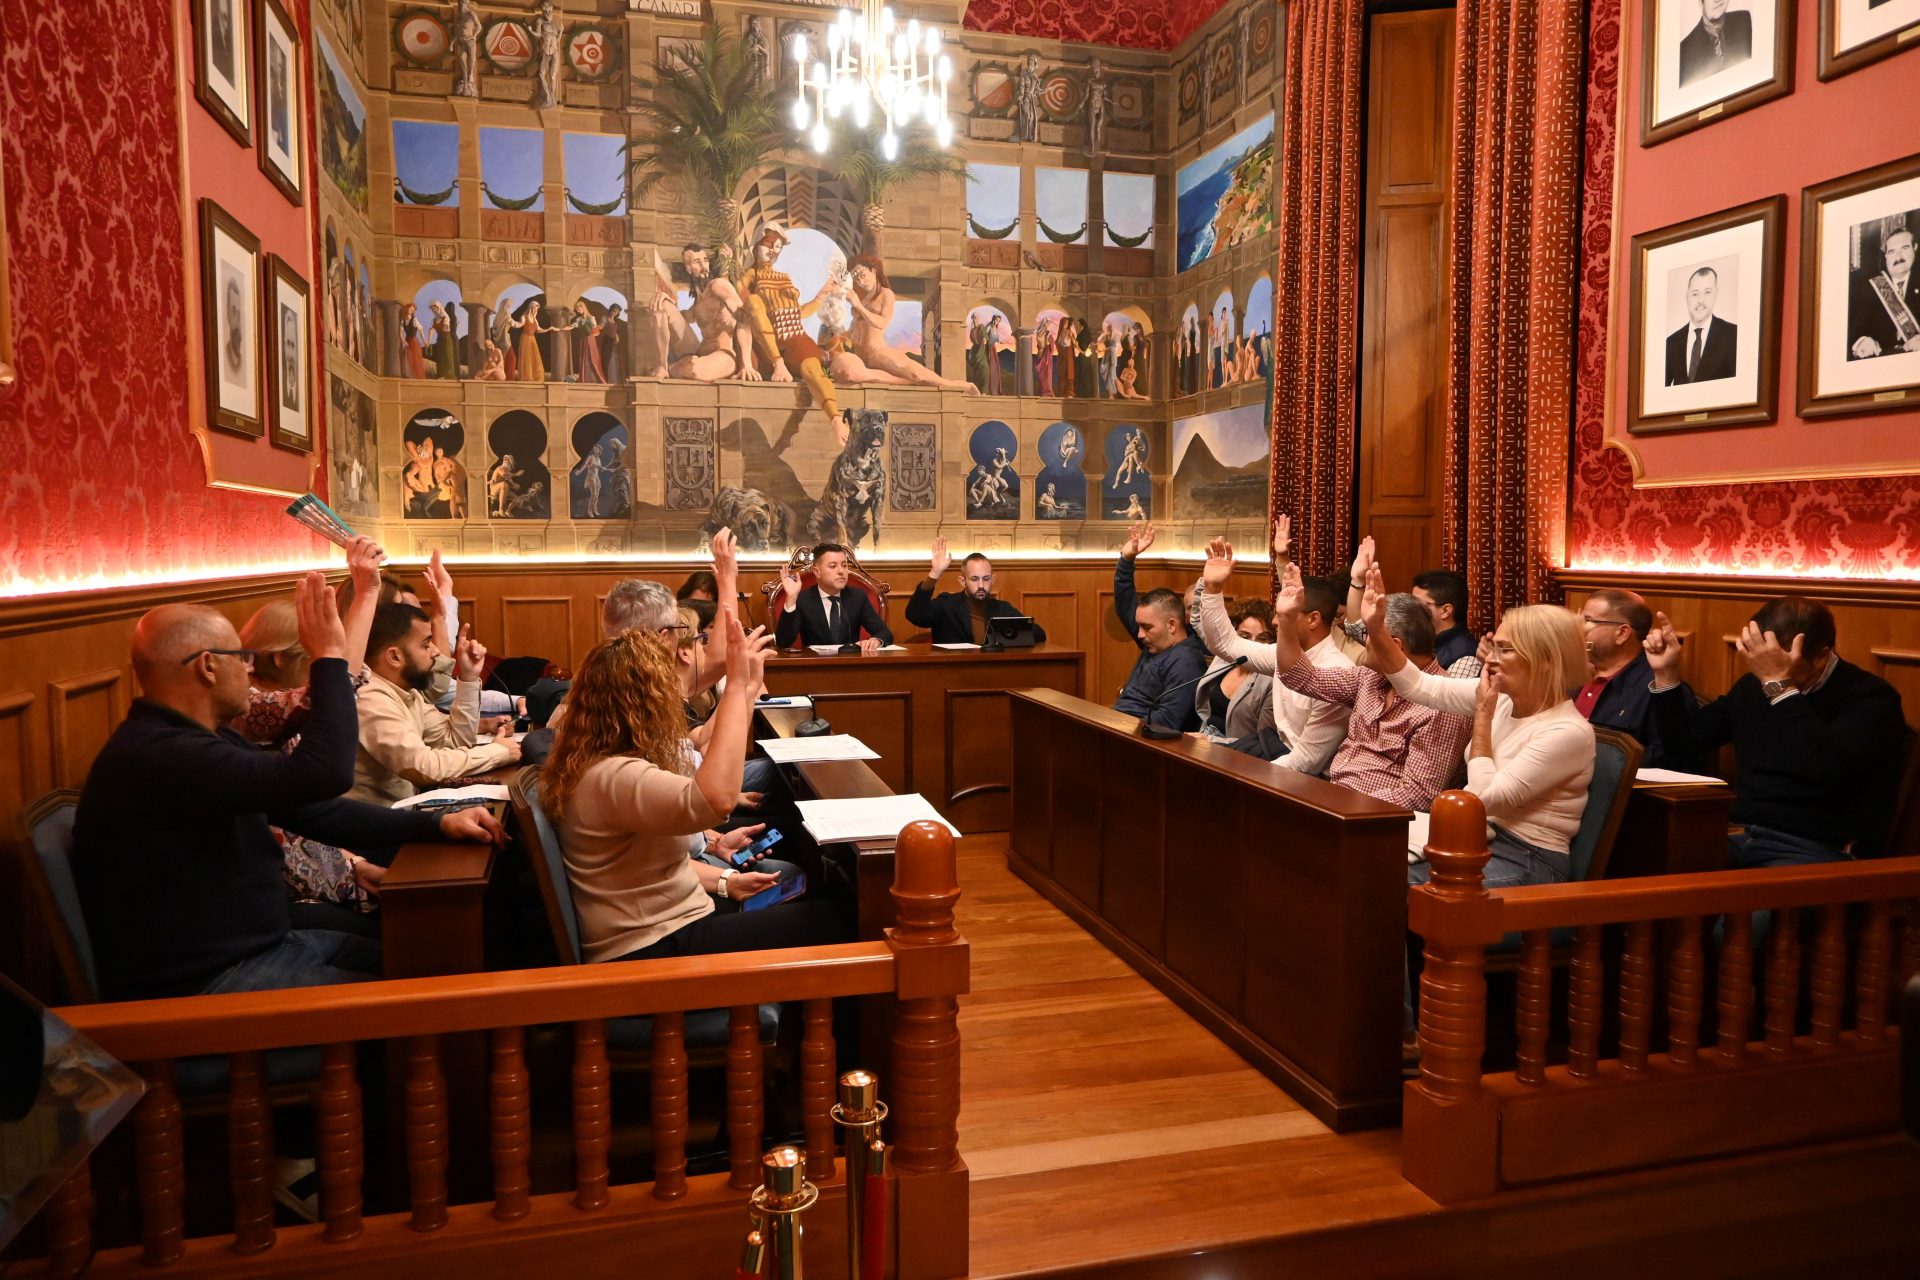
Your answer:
[741,872,805,911]
[730,828,783,868]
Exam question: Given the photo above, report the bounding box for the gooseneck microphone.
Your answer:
[1137,654,1248,741]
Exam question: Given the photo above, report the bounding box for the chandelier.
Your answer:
[789,5,954,159]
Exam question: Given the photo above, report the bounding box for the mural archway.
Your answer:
[570,412,631,520]
[401,408,467,520]
[487,410,551,519]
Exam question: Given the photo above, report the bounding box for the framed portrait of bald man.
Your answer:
[1641,0,1794,146]
[1628,196,1785,434]
[1818,0,1920,81]
[1798,153,1920,417]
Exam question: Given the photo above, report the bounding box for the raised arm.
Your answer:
[1114,521,1154,642]
[693,615,775,814]
[705,527,737,681]
[340,535,385,674]
[1196,537,1277,674]
[1342,536,1374,636]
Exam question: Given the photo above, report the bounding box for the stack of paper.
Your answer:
[932,642,981,651]
[1635,767,1726,786]
[796,794,961,842]
[395,783,509,810]
[756,734,880,763]
[807,644,910,654]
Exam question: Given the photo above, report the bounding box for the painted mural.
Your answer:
[316,31,368,212]
[1172,402,1269,521]
[1175,113,1273,272]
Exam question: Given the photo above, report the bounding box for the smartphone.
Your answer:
[729,828,783,868]
[741,872,806,912]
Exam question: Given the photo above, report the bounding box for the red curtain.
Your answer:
[1440,0,1586,629]
[1269,0,1367,579]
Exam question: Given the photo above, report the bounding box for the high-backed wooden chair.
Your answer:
[755,545,892,627]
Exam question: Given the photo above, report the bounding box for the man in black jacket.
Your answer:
[772,542,893,653]
[1112,521,1209,732]
[904,536,1046,646]
[1646,596,1906,867]
[1573,588,1698,771]
[72,574,504,1001]
[1676,0,1753,87]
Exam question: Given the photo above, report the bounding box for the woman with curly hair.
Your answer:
[542,613,842,962]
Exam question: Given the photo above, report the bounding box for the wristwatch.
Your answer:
[1762,679,1792,698]
[717,869,734,899]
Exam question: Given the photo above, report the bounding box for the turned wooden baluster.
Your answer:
[573,1019,611,1210]
[1667,916,1704,1068]
[1765,908,1800,1056]
[1898,900,1920,991]
[1856,902,1894,1039]
[802,998,838,1181]
[43,1159,92,1280]
[133,1060,186,1265]
[1717,911,1754,1061]
[1567,925,1604,1079]
[1514,930,1551,1086]
[490,1027,531,1222]
[228,1050,275,1253]
[317,1042,364,1242]
[1617,920,1655,1072]
[1810,904,1848,1049]
[406,1034,449,1232]
[650,1012,689,1200]
[727,1005,766,1191]
[1414,794,1491,1103]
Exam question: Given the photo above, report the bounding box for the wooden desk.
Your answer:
[1008,689,1410,1132]
[379,800,506,980]
[756,705,897,944]
[1612,782,1737,878]
[760,642,1084,832]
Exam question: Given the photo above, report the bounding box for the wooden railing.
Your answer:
[1404,791,1920,1203]
[25,822,969,1280]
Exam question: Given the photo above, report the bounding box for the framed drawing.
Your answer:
[265,256,312,452]
[1798,152,1920,417]
[1627,195,1785,433]
[1641,0,1794,146]
[1818,0,1920,80]
[255,0,303,203]
[198,200,264,438]
[194,0,252,146]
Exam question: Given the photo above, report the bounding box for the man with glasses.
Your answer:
[1572,587,1696,771]
[72,575,505,1000]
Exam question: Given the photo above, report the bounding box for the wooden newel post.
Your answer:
[887,820,969,1280]
[1402,790,1501,1204]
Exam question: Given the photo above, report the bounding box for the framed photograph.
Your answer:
[254,0,303,203]
[198,199,264,438]
[264,256,312,452]
[1641,0,1794,146]
[193,0,252,147]
[1818,0,1920,80]
[1628,195,1786,433]
[1798,152,1920,417]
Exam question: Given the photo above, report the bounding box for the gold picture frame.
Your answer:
[0,149,14,401]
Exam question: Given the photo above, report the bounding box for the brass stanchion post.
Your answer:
[831,1071,886,1280]
[750,1146,818,1280]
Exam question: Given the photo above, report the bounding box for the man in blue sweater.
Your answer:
[1112,521,1209,732]
[72,573,504,1001]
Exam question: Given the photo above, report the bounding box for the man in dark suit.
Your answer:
[1573,588,1699,772]
[1664,266,1739,385]
[904,536,1047,646]
[772,542,893,653]
[1847,226,1920,361]
[1677,0,1753,87]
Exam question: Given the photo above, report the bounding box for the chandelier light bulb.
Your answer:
[935,115,952,147]
[812,123,831,153]
[925,27,940,54]
[881,131,898,160]
[880,7,895,32]
[792,99,811,130]
[936,54,952,82]
[906,18,920,44]
[791,33,808,64]
[853,96,871,128]
[827,26,842,52]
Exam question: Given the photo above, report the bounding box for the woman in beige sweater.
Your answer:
[542,614,841,963]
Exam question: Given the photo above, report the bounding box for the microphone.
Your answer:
[1137,655,1248,741]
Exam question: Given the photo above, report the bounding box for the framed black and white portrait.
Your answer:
[198,200,263,438]
[265,256,311,452]
[1641,0,1794,146]
[1818,0,1920,80]
[1628,196,1785,433]
[255,0,303,203]
[1798,152,1920,417]
[194,0,252,147]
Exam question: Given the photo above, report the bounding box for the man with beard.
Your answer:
[1571,587,1697,771]
[352,602,520,804]
[650,243,757,382]
[905,536,1047,645]
[740,223,845,442]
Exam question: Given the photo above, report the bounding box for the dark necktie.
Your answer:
[1687,327,1703,382]
[826,594,841,643]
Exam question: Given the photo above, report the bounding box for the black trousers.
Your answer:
[608,899,847,963]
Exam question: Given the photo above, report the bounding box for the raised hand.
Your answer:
[728,622,775,691]
[1121,520,1157,559]
[295,571,349,662]
[710,526,739,598]
[1645,610,1684,686]
[1359,562,1388,634]
[1273,561,1306,617]
[1272,514,1291,560]
[778,563,804,606]
[454,623,487,681]
[424,546,454,606]
[1739,621,1804,686]
[347,535,385,594]
[1349,535,1375,584]
[1201,536,1235,592]
[929,534,951,580]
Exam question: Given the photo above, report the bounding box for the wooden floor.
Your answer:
[951,833,1920,1279]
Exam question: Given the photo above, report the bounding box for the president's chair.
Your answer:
[755,545,892,635]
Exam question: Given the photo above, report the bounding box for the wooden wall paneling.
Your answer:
[499,597,576,673]
[945,689,1015,830]
[1868,649,1920,730]
[809,691,914,794]
[48,668,128,789]
[1008,696,1055,875]
[1161,762,1250,1017]
[1017,590,1078,650]
[1099,733,1166,961]
[1050,716,1106,910]
[0,690,36,824]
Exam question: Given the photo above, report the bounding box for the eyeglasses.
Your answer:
[659,623,691,634]
[180,648,257,668]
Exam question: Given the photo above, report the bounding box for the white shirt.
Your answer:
[1194,591,1353,775]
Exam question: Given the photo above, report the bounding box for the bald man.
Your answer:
[71,574,504,1001]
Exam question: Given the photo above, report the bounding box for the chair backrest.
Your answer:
[757,547,893,621]
[1570,727,1645,882]
[16,790,99,1003]
[508,766,584,966]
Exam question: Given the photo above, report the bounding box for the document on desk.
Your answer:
[1635,767,1726,785]
[931,642,980,650]
[796,794,961,842]
[807,644,909,654]
[394,783,510,810]
[756,734,880,763]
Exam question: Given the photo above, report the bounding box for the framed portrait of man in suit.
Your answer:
[1641,0,1794,145]
[1818,0,1920,81]
[1798,153,1920,417]
[1628,196,1785,433]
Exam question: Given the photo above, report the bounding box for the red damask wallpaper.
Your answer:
[0,0,322,595]
[1568,1,1920,579]
[964,0,1227,52]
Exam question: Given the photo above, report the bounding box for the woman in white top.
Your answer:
[1347,562,1595,891]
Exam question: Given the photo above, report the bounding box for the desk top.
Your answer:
[765,641,1084,666]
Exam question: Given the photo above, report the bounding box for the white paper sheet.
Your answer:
[755,695,811,707]
[807,644,909,654]
[394,783,510,810]
[808,644,847,655]
[796,793,961,842]
[755,734,881,763]
[931,643,981,650]
[1407,811,1430,863]
[1635,767,1726,786]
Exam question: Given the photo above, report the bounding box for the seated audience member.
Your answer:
[1573,588,1696,770]
[1112,521,1210,732]
[773,542,894,652]
[71,575,503,1000]
[336,549,458,706]
[1194,598,1276,742]
[905,536,1047,645]
[353,602,521,804]
[678,569,721,603]
[1358,562,1595,889]
[1646,598,1905,866]
[543,615,843,960]
[1341,538,1481,675]
[1211,545,1472,810]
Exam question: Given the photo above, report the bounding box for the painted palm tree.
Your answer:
[823,118,968,252]
[625,27,781,251]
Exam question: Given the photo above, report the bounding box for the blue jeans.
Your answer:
[1726,825,1850,870]
[741,756,781,798]
[200,930,382,995]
